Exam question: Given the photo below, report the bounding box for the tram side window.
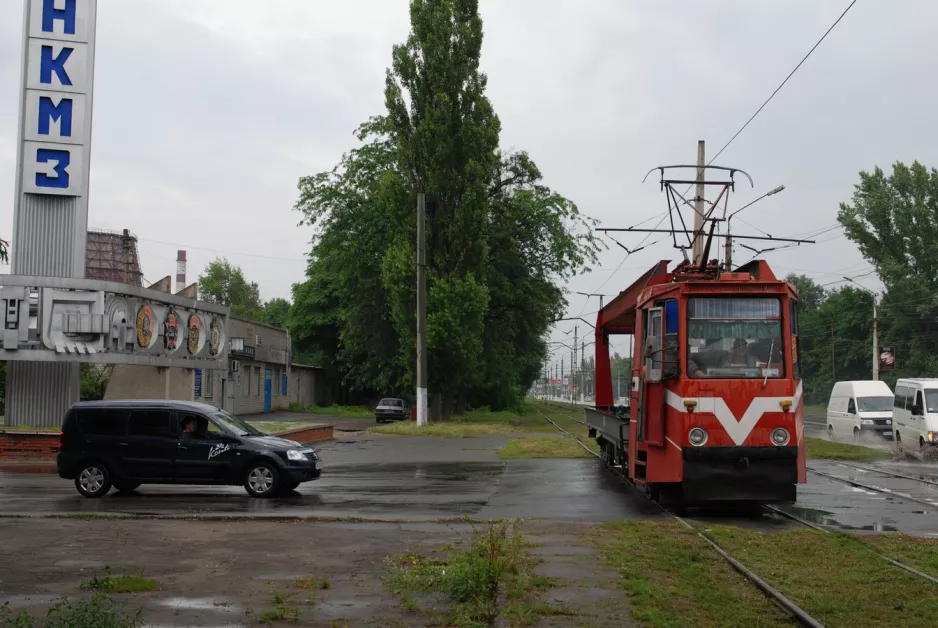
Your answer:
[686,297,784,379]
[663,299,679,378]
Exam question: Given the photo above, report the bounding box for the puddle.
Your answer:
[777,504,900,532]
[156,597,242,613]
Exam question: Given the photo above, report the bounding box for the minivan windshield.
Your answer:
[926,390,938,413]
[211,409,263,437]
[857,396,894,413]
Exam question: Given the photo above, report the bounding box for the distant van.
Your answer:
[893,378,938,452]
[826,380,894,441]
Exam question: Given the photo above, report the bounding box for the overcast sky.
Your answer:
[2,1,936,369]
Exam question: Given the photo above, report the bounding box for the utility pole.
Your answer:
[724,233,732,271]
[416,193,428,426]
[831,321,836,380]
[692,140,706,264]
[572,326,578,405]
[872,300,879,381]
[581,340,585,403]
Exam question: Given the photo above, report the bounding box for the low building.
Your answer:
[289,364,332,408]
[193,317,291,415]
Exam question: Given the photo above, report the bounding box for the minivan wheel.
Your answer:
[75,462,112,498]
[827,425,835,441]
[244,462,280,498]
[853,427,860,442]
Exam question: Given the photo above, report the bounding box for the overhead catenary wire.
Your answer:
[707,0,859,166]
[579,1,860,323]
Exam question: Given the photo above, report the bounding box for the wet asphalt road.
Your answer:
[2,430,937,535]
[0,434,663,522]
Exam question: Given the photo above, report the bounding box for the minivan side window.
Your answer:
[128,410,174,438]
[847,398,856,414]
[915,391,924,415]
[77,409,126,436]
[894,386,908,409]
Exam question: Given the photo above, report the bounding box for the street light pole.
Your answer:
[724,184,786,270]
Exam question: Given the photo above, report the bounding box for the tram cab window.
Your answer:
[686,297,784,379]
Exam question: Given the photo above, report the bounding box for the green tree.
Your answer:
[292,0,598,415]
[786,273,827,311]
[261,298,291,328]
[80,364,112,401]
[198,258,263,319]
[838,161,938,381]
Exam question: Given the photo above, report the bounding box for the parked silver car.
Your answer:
[375,398,409,423]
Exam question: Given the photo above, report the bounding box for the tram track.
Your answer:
[806,466,938,508]
[531,402,827,627]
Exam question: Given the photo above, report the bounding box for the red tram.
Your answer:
[585,258,806,505]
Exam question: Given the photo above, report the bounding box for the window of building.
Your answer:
[204,369,214,398]
[128,411,173,437]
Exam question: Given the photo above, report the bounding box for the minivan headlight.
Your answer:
[860,419,874,425]
[287,450,307,462]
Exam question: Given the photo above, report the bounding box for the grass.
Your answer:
[79,568,158,594]
[292,577,331,590]
[708,525,938,628]
[862,534,938,578]
[592,521,792,628]
[288,403,373,419]
[498,436,597,459]
[386,520,557,627]
[370,401,586,438]
[804,403,827,417]
[805,436,893,461]
[0,423,59,432]
[258,605,300,625]
[1,595,143,628]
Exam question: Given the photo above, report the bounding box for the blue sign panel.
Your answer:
[194,368,202,398]
[21,0,93,196]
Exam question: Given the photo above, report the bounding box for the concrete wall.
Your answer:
[291,366,331,407]
[105,366,194,401]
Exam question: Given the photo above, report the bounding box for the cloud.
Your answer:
[1,0,936,367]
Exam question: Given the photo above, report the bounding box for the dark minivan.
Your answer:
[57,400,322,498]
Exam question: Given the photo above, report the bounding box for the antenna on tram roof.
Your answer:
[597,142,814,276]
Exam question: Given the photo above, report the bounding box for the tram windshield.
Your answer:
[686,297,784,379]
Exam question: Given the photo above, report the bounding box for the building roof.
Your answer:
[291,363,324,371]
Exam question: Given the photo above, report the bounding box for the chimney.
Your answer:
[176,250,186,292]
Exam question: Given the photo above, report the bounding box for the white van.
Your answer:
[893,378,938,452]
[826,380,894,441]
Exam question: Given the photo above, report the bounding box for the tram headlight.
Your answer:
[688,427,708,446]
[771,427,791,446]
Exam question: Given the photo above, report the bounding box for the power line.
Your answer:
[138,237,308,263]
[708,0,859,165]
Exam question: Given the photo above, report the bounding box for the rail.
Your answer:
[531,402,827,627]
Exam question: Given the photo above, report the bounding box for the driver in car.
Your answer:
[181,417,206,438]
